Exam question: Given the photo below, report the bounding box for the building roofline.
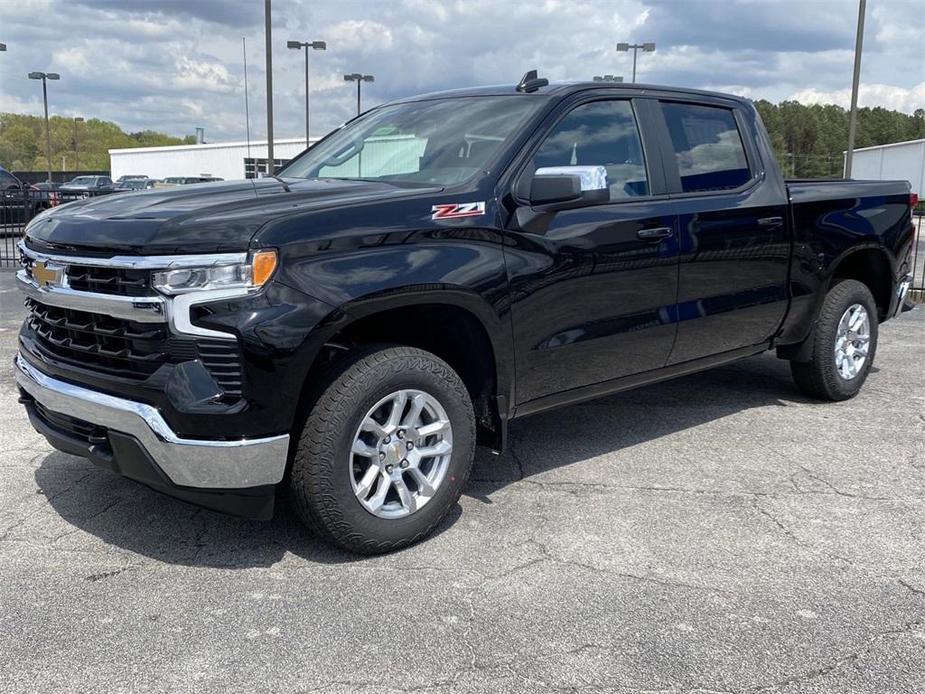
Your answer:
[109,137,318,155]
[845,138,925,154]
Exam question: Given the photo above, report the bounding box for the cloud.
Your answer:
[791,82,925,113]
[0,0,921,146]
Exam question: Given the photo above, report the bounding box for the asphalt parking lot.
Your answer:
[0,269,923,694]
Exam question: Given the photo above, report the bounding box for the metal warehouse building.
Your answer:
[109,137,318,182]
[848,138,925,196]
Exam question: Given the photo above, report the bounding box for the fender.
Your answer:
[307,285,515,426]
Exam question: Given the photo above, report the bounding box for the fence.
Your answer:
[912,213,925,302]
[1,188,121,269]
[11,170,110,186]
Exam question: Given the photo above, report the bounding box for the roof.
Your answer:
[395,80,751,105]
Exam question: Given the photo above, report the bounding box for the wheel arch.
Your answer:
[293,286,513,452]
[827,245,895,320]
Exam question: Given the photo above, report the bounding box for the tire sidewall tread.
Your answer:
[289,344,475,554]
[791,279,879,401]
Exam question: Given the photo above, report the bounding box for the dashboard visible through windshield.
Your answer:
[279,96,547,186]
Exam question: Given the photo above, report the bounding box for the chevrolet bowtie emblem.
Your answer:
[32,261,63,288]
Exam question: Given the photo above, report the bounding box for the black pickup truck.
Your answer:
[15,75,916,553]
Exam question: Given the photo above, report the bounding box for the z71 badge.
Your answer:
[431,201,485,220]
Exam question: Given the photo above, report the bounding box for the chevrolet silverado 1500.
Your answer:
[15,73,916,553]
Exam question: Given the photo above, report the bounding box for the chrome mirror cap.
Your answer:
[534,165,608,192]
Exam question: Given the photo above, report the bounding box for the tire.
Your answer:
[289,345,476,554]
[790,279,879,401]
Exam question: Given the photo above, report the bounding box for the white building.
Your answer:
[847,138,925,196]
[109,137,319,182]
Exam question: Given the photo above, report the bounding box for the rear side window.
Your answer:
[532,100,649,199]
[661,102,750,193]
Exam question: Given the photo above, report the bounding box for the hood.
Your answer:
[25,178,438,255]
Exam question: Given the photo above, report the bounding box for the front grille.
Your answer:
[66,265,151,296]
[19,252,151,297]
[26,298,170,378]
[25,298,244,397]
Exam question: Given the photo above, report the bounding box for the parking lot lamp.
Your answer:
[0,43,7,51]
[616,42,655,83]
[343,73,374,116]
[288,40,326,147]
[28,71,60,183]
[593,75,624,82]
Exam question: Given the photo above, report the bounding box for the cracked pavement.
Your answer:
[0,270,923,693]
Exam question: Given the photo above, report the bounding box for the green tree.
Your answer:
[0,112,191,172]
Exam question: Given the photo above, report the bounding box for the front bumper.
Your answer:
[16,354,290,515]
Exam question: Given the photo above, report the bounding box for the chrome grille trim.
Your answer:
[16,270,167,322]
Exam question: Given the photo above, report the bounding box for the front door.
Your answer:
[502,98,680,406]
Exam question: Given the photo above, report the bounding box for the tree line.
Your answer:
[0,113,195,172]
[2,101,924,177]
[754,101,925,178]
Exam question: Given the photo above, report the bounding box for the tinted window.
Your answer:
[661,103,750,192]
[532,100,648,199]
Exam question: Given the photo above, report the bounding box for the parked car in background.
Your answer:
[58,175,119,199]
[116,178,158,191]
[115,175,149,184]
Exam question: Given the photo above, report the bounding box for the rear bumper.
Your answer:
[15,354,290,517]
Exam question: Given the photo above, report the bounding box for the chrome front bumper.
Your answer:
[15,354,289,489]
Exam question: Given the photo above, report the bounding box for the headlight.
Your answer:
[152,249,278,295]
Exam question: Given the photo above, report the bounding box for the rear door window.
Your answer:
[660,102,751,193]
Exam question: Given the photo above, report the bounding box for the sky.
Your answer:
[1,0,923,142]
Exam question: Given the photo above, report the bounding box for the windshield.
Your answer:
[280,96,546,186]
[69,176,95,185]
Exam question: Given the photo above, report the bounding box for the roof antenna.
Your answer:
[516,69,549,93]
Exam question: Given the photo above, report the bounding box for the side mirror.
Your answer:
[529,165,609,206]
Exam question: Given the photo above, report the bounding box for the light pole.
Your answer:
[343,73,374,117]
[264,0,274,176]
[593,74,623,82]
[287,39,326,147]
[616,42,655,83]
[845,0,867,178]
[28,71,60,183]
[73,117,84,172]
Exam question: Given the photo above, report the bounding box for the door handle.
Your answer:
[637,226,674,241]
[757,216,784,227]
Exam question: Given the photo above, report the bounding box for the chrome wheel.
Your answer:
[349,389,453,519]
[834,303,870,380]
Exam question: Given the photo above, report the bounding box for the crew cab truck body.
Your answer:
[15,78,916,553]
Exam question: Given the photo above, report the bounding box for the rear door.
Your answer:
[502,97,679,406]
[654,100,791,364]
